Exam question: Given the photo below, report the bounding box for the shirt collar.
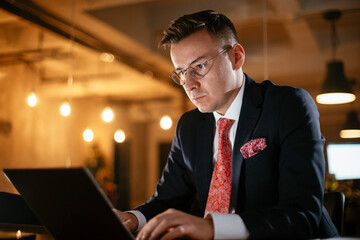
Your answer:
[213,76,245,122]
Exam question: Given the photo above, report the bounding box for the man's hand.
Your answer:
[136,208,214,240]
[113,209,139,233]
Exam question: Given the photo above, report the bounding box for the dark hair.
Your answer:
[159,10,239,48]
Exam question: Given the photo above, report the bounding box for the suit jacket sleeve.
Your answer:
[134,113,198,220]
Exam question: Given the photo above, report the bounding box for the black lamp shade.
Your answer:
[343,111,360,130]
[321,60,353,94]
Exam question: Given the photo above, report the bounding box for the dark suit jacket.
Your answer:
[136,74,339,239]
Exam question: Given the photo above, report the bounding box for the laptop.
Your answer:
[3,168,135,240]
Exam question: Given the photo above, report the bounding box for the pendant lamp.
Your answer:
[340,111,360,139]
[316,10,356,105]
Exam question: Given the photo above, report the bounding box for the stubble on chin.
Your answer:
[194,103,215,113]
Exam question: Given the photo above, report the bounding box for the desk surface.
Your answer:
[0,223,53,240]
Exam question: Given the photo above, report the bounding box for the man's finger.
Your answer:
[148,217,181,240]
[160,226,187,240]
[137,209,181,240]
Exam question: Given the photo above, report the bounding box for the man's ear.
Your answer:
[232,43,245,70]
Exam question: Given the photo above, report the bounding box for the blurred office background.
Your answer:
[0,0,359,236]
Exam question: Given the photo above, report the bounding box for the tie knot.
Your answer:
[217,118,234,135]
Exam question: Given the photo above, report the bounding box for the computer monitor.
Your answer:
[326,142,360,180]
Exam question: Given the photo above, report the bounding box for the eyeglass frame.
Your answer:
[169,46,232,86]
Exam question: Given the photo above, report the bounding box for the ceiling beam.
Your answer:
[0,0,180,90]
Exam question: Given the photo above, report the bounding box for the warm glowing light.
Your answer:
[160,115,172,130]
[102,107,114,122]
[16,230,21,239]
[60,102,71,117]
[340,129,360,139]
[27,92,37,107]
[114,130,126,143]
[100,53,115,63]
[316,93,356,105]
[83,129,94,142]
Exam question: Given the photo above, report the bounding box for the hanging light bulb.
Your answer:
[83,129,94,142]
[160,115,172,130]
[102,107,114,122]
[114,130,126,143]
[27,92,37,107]
[60,102,71,117]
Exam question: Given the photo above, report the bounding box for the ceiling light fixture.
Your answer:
[316,10,356,105]
[100,53,114,63]
[340,111,360,139]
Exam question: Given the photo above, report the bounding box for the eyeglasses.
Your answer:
[170,46,232,86]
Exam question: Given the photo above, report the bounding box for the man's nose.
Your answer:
[183,73,200,91]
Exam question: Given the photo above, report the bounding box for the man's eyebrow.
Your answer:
[175,55,206,71]
[189,56,204,65]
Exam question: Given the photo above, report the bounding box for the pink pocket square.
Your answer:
[240,138,267,159]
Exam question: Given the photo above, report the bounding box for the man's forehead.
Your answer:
[170,47,206,69]
[170,42,215,69]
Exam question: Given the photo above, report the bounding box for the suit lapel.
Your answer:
[231,75,263,210]
[194,112,215,213]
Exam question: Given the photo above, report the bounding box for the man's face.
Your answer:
[170,29,243,115]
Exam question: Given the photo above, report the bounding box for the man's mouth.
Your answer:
[192,95,205,102]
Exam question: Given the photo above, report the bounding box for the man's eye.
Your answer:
[177,70,185,76]
[195,63,205,70]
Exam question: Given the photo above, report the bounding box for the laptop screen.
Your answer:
[3,168,134,240]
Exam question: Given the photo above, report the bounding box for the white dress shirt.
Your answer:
[129,79,249,239]
[207,79,249,239]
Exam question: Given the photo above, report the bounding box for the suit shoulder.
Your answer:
[179,108,211,124]
[176,109,213,132]
[259,80,313,102]
[258,80,319,118]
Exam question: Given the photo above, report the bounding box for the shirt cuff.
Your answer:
[126,210,147,232]
[206,212,249,239]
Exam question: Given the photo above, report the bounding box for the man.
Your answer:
[116,10,339,240]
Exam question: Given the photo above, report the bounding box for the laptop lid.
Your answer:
[3,168,135,240]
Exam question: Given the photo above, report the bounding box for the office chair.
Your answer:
[324,191,345,236]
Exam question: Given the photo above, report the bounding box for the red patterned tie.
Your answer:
[205,118,234,215]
